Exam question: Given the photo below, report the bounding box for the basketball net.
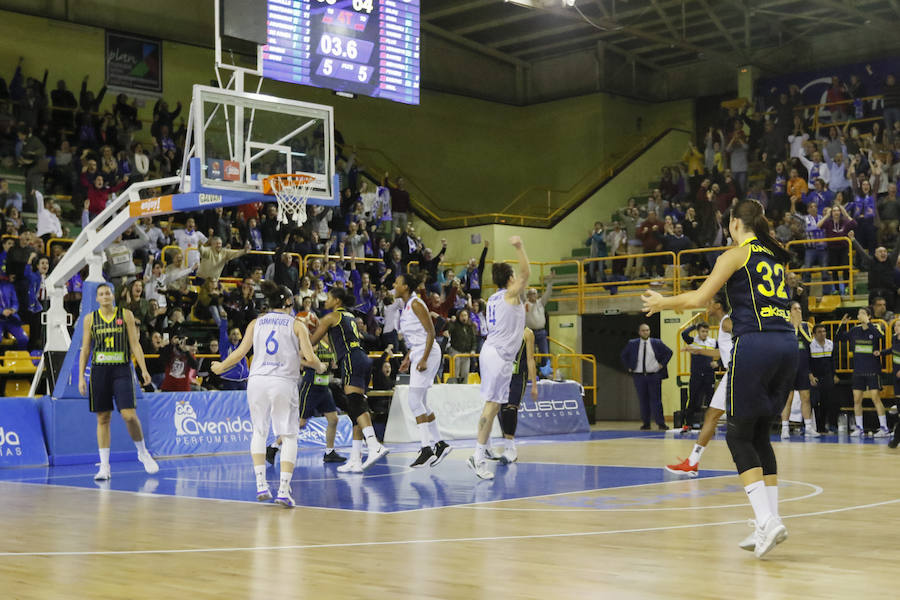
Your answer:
[263,174,314,227]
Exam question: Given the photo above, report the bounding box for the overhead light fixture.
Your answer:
[504,0,575,8]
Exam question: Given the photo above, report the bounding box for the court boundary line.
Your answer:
[0,497,896,558]
[454,479,824,512]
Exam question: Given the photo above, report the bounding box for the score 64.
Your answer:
[316,0,374,13]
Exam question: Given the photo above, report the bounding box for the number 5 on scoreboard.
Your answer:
[323,59,333,76]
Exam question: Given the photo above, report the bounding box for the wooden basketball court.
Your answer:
[1,426,896,599]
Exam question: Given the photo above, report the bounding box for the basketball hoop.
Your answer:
[263,173,315,227]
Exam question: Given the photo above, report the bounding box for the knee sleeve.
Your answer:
[753,419,777,476]
[725,417,761,474]
[499,404,518,437]
[407,387,427,417]
[280,434,298,466]
[250,431,267,455]
[347,392,370,424]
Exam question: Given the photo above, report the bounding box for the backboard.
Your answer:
[180,84,336,204]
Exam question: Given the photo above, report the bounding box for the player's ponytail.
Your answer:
[732,199,792,264]
[260,280,293,309]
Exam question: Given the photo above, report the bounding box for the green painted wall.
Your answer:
[0,10,693,217]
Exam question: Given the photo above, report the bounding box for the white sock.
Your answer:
[278,471,292,494]
[855,415,864,430]
[426,418,441,444]
[254,465,267,488]
[99,447,110,467]
[134,439,147,455]
[504,438,516,452]
[351,439,363,463]
[766,484,779,519]
[687,443,705,467]
[362,426,379,451]
[745,480,773,527]
[474,443,486,463]
[325,446,334,453]
[417,422,432,448]
[879,415,888,430]
[804,418,814,431]
[781,420,789,430]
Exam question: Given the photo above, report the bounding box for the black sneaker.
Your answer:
[265,445,279,466]
[430,440,452,467]
[323,450,347,463]
[410,446,435,468]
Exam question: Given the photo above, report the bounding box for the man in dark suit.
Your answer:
[620,323,672,430]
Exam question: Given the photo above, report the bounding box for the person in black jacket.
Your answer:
[809,324,839,434]
[460,240,489,300]
[849,227,900,310]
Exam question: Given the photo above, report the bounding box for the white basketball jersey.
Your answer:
[249,312,301,381]
[717,315,733,369]
[484,289,526,361]
[399,293,430,352]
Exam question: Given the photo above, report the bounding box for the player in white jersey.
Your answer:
[212,280,325,507]
[666,292,731,476]
[393,272,452,467]
[468,236,530,480]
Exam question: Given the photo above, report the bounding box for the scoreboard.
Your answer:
[262,0,421,105]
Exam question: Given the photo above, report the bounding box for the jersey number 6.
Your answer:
[266,330,279,355]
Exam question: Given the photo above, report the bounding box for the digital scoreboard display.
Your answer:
[262,0,421,105]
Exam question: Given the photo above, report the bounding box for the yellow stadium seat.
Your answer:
[467,373,481,384]
[4,379,30,396]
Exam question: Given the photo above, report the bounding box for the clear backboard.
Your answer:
[181,85,336,204]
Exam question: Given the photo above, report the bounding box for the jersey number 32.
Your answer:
[755,262,788,299]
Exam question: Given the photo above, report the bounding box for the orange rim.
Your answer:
[262,173,316,195]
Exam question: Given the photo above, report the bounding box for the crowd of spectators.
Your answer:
[583,65,900,310]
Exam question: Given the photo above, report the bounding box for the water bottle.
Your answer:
[838,413,848,434]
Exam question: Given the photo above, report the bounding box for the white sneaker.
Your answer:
[337,460,364,473]
[874,428,891,438]
[256,486,272,501]
[361,445,390,470]
[804,429,821,438]
[466,455,494,480]
[93,464,111,481]
[739,518,788,551]
[138,452,159,475]
[483,447,500,461]
[274,490,295,508]
[780,427,790,440]
[754,516,788,559]
[499,449,518,465]
[850,428,863,437]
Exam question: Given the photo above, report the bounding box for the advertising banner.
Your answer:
[0,398,48,468]
[106,31,162,92]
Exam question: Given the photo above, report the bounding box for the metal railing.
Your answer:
[784,237,854,296]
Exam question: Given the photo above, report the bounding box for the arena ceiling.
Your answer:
[422,0,899,71]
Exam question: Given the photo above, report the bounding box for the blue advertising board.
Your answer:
[0,397,49,468]
[515,381,590,437]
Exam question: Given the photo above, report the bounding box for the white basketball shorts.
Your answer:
[479,344,514,404]
[409,343,442,389]
[247,374,300,437]
[709,374,727,412]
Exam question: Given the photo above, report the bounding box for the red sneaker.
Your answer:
[665,457,698,477]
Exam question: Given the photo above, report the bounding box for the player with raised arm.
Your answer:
[309,287,389,473]
[211,281,325,507]
[497,327,539,465]
[394,271,452,467]
[644,200,795,558]
[78,283,157,481]
[665,292,731,476]
[469,236,530,480]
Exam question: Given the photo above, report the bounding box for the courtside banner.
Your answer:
[515,380,590,437]
[0,397,49,468]
[145,392,354,457]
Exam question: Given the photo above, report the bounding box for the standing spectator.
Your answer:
[83,171,129,220]
[159,332,198,392]
[801,200,830,293]
[820,203,856,295]
[22,252,49,351]
[605,221,628,276]
[197,236,249,282]
[585,222,607,283]
[50,79,77,130]
[0,275,27,349]
[16,126,47,197]
[104,225,149,287]
[809,324,839,434]
[847,159,879,254]
[173,217,207,269]
[620,323,671,431]
[727,130,749,195]
[524,283,553,374]
[459,240,489,300]
[383,172,410,232]
[849,228,900,308]
[798,148,830,191]
[680,321,716,431]
[447,308,477,382]
[419,239,447,292]
[35,190,64,241]
[882,73,900,145]
[637,211,664,277]
[0,178,22,211]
